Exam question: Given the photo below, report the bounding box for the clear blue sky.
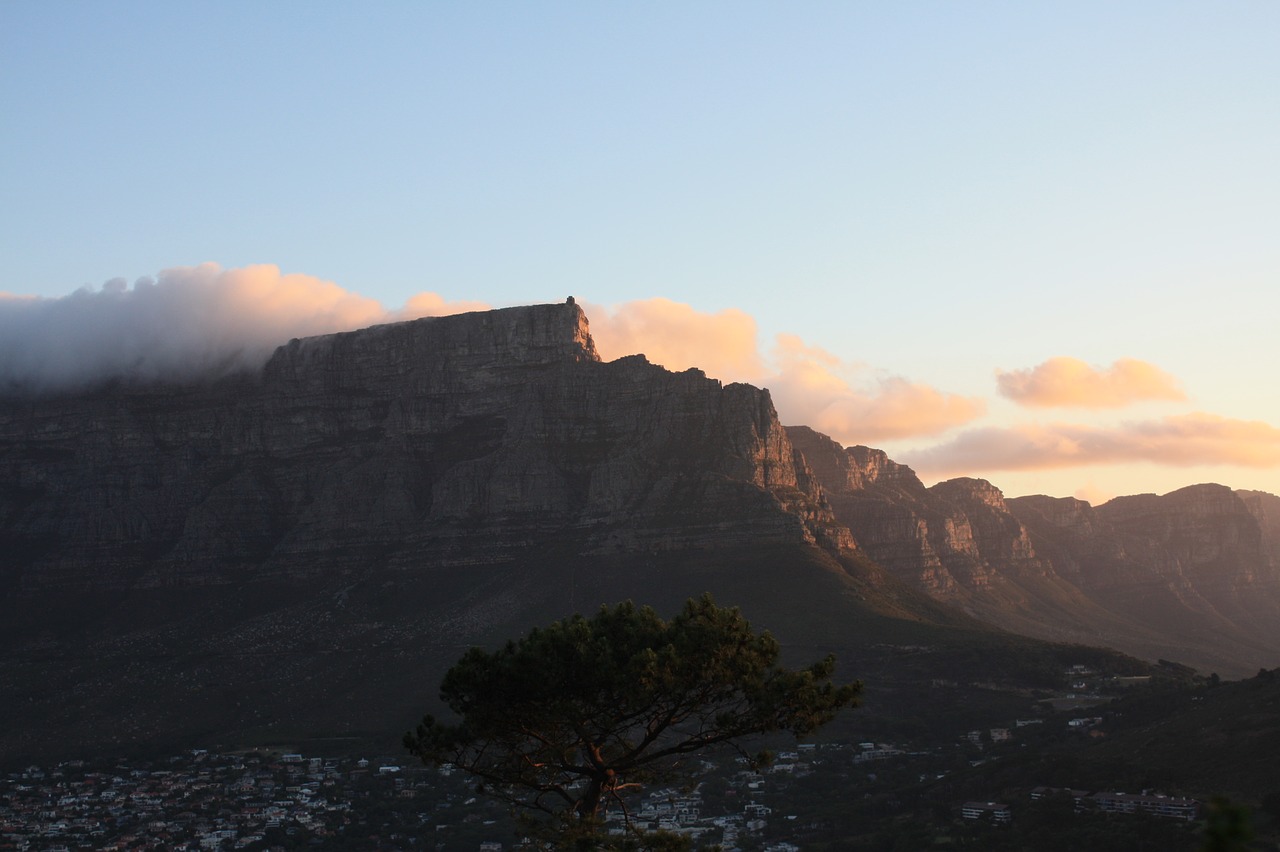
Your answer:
[3,1,1278,500]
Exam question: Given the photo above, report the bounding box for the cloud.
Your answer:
[902,413,1280,476]
[996,357,1185,408]
[399,291,490,319]
[586,300,985,443]
[0,263,487,392]
[767,335,986,442]
[585,297,765,381]
[1,278,982,444]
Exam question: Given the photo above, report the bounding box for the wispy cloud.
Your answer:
[996,357,1185,408]
[0,263,487,392]
[902,413,1280,476]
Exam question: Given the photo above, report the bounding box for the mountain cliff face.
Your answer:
[1,302,894,764]
[1238,489,1280,570]
[0,302,853,597]
[786,424,1280,676]
[786,427,1048,597]
[1,301,1275,764]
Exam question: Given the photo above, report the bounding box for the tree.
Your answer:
[1200,795,1254,852]
[404,595,860,839]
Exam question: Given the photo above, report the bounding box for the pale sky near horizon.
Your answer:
[3,2,1278,503]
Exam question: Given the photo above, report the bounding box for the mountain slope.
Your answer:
[6,301,1267,765]
[1,302,1084,766]
[786,426,1280,676]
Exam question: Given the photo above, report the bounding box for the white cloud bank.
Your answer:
[0,263,486,392]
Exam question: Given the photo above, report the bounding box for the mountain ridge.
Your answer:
[785,426,1280,676]
[0,301,1274,764]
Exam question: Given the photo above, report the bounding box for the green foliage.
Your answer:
[1200,796,1255,852]
[405,595,860,834]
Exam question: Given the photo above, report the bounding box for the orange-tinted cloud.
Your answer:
[903,413,1280,475]
[768,335,986,442]
[2,279,982,444]
[0,263,487,391]
[997,357,1185,408]
[585,298,765,381]
[585,300,985,443]
[397,291,490,319]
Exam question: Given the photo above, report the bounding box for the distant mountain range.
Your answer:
[789,426,1280,677]
[1,301,1276,764]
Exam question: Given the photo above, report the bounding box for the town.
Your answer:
[2,692,1205,852]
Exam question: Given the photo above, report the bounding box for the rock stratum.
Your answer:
[0,301,1276,763]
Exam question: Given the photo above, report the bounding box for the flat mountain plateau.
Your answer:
[1,302,1277,767]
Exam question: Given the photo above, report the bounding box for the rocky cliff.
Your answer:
[785,424,1280,676]
[786,427,1049,597]
[1234,489,1280,570]
[2,301,1274,764]
[0,302,901,764]
[0,302,855,597]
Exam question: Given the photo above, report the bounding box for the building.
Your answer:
[1090,792,1201,821]
[961,801,1011,823]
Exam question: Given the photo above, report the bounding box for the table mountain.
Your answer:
[0,301,1000,765]
[0,300,1269,764]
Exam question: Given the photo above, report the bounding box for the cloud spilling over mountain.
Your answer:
[0,264,487,392]
[1,269,977,444]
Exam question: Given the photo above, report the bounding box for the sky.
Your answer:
[2,1,1278,503]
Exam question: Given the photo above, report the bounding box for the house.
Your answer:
[1090,792,1201,821]
[854,743,905,763]
[1030,786,1089,805]
[961,801,1011,823]
[1067,716,1102,729]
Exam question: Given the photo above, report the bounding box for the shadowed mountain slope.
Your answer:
[2,302,1117,766]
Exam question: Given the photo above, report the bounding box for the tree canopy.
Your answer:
[404,595,860,837]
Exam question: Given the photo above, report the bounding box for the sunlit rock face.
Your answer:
[785,427,1046,596]
[0,302,854,594]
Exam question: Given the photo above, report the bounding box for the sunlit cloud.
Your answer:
[767,335,986,442]
[0,263,486,392]
[399,290,490,319]
[585,298,764,381]
[997,356,1185,408]
[1072,482,1115,506]
[902,413,1280,476]
[587,299,984,443]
